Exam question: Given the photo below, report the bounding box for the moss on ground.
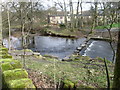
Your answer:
[69,55,91,61]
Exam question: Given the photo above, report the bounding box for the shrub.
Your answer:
[59,24,66,28]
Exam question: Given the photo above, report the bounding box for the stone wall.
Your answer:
[0,47,36,89]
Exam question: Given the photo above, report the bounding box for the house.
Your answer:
[48,10,105,25]
[48,14,71,24]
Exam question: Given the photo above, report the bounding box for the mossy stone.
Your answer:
[0,59,14,62]
[1,62,14,72]
[63,79,74,88]
[8,78,36,89]
[0,51,7,55]
[34,54,43,59]
[20,49,33,52]
[0,48,8,52]
[1,60,22,71]
[0,54,12,59]
[3,69,28,82]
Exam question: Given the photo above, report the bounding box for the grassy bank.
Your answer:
[11,50,114,88]
[44,28,85,38]
[95,22,120,29]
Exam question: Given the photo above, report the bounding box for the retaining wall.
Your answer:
[0,47,36,89]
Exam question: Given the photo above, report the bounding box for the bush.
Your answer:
[59,24,66,28]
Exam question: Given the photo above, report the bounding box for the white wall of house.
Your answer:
[50,15,71,24]
[50,16,64,24]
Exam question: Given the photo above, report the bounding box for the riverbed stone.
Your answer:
[77,47,82,50]
[74,50,79,53]
[81,44,86,47]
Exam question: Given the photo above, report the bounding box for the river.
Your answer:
[80,39,115,61]
[3,36,115,61]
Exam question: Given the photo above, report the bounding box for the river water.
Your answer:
[3,36,114,61]
[80,39,115,61]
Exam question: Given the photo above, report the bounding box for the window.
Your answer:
[60,17,63,19]
[52,16,55,19]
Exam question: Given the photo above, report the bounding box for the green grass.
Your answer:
[16,54,114,88]
[46,29,78,38]
[95,22,120,29]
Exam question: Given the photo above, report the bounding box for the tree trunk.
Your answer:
[90,2,98,34]
[20,2,26,68]
[113,29,120,88]
[63,0,68,29]
[80,0,83,29]
[75,0,80,28]
[94,2,98,27]
[7,4,11,53]
[69,0,74,31]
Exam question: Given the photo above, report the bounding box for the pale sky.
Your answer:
[1,0,91,11]
[1,0,119,11]
[41,0,91,11]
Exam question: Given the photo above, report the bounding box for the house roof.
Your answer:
[48,10,105,17]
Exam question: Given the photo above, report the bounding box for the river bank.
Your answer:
[10,49,114,88]
[7,26,119,43]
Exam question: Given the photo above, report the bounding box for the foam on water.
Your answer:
[82,41,95,56]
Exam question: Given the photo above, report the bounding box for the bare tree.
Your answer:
[6,3,11,53]
[80,0,83,29]
[69,0,74,31]
[63,0,68,28]
[75,0,80,28]
[90,2,98,34]
[104,2,118,62]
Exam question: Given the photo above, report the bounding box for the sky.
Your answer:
[41,0,91,11]
[1,0,92,11]
[1,0,119,11]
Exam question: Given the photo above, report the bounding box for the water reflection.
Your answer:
[3,36,114,60]
[3,36,86,58]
